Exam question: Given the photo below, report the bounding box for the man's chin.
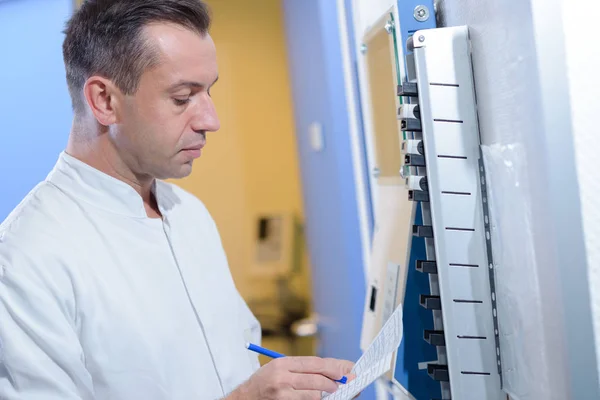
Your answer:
[155,163,194,181]
[173,162,194,179]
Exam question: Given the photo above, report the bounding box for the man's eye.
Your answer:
[173,98,190,106]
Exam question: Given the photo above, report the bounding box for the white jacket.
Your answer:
[0,152,261,400]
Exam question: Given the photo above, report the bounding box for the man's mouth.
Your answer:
[182,133,207,152]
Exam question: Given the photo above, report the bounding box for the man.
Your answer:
[0,0,354,399]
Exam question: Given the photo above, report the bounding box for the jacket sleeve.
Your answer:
[238,291,262,348]
[0,249,94,400]
[233,288,261,375]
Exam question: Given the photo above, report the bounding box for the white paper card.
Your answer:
[323,304,403,399]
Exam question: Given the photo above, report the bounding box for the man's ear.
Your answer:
[82,76,123,126]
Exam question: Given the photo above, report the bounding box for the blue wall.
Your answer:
[0,0,73,221]
[281,1,374,399]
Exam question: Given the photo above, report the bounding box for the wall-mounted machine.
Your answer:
[401,26,504,400]
[358,16,506,400]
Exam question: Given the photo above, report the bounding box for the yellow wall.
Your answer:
[173,0,308,301]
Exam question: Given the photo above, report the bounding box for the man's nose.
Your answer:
[191,95,220,133]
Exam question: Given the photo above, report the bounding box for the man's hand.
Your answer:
[226,356,354,400]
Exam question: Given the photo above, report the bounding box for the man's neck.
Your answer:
[66,122,162,218]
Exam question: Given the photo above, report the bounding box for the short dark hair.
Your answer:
[63,0,211,113]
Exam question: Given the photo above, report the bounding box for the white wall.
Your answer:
[438,0,599,398]
[562,0,600,386]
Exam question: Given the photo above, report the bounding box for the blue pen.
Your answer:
[245,342,348,384]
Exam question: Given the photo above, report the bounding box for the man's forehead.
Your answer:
[143,23,217,72]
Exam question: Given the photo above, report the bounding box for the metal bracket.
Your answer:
[406,26,504,400]
[396,0,436,56]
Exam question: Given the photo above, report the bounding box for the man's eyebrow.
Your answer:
[168,76,219,91]
[168,81,203,91]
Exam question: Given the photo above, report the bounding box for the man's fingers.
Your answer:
[296,390,331,400]
[318,358,354,380]
[286,356,326,373]
[291,373,339,393]
[330,358,354,374]
[287,356,354,381]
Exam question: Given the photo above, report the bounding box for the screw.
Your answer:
[419,35,426,43]
[360,43,367,54]
[384,20,394,34]
[414,5,430,22]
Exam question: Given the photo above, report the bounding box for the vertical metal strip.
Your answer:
[478,151,503,380]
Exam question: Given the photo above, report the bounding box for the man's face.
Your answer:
[113,23,220,180]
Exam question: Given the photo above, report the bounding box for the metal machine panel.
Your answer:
[409,26,504,399]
